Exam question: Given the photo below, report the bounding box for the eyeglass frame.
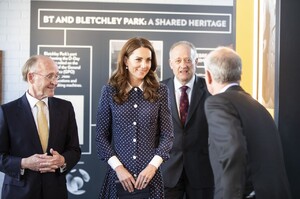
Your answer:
[32,72,60,81]
[171,57,195,65]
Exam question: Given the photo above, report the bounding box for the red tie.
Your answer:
[180,86,189,125]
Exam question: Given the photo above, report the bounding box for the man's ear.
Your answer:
[205,70,213,84]
[28,72,34,83]
[194,57,198,66]
[169,59,173,70]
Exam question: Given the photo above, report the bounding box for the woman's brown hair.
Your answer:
[109,37,159,104]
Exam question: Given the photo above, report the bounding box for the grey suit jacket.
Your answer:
[0,94,81,199]
[161,76,214,189]
[205,85,291,199]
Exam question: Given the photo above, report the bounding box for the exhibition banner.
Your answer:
[31,1,235,198]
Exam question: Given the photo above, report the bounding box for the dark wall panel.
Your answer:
[277,1,300,199]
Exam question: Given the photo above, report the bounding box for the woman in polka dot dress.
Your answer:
[96,37,174,199]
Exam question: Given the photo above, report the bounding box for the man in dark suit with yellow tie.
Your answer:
[0,55,81,199]
[161,41,214,199]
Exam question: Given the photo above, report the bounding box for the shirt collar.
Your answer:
[26,91,49,108]
[219,82,239,93]
[174,75,195,91]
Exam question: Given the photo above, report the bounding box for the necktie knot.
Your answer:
[180,85,189,93]
[36,100,45,109]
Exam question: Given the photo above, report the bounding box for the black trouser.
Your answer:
[164,169,214,199]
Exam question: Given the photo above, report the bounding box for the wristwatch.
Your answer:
[60,163,67,173]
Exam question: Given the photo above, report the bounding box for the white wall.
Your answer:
[0,0,30,193]
[0,0,30,104]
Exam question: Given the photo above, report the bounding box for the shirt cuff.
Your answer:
[108,156,123,170]
[59,163,67,173]
[149,155,163,169]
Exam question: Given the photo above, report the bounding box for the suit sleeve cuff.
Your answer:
[108,156,123,170]
[149,155,163,169]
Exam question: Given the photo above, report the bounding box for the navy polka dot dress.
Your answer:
[96,83,174,199]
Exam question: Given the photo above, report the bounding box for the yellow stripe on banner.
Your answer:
[236,0,256,98]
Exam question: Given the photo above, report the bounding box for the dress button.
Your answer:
[133,155,137,159]
[134,88,138,91]
[133,121,137,125]
[134,174,137,178]
[133,138,136,142]
[134,104,138,108]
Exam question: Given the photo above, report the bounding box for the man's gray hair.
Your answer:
[204,46,242,84]
[169,41,197,59]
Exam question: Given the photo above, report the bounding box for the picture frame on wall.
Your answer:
[258,0,276,115]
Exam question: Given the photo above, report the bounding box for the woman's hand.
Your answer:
[115,165,136,192]
[135,164,157,190]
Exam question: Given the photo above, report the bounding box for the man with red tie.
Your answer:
[161,41,214,199]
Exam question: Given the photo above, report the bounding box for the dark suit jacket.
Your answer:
[0,94,81,199]
[205,85,291,199]
[161,76,214,189]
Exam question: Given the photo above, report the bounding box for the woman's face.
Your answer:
[125,47,152,86]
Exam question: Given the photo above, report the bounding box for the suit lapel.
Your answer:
[47,98,57,149]
[166,79,182,126]
[185,76,205,125]
[19,94,44,152]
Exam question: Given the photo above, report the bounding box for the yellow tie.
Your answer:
[36,101,49,153]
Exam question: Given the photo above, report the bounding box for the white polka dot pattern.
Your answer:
[95,83,174,199]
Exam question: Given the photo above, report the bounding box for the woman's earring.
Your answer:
[126,66,128,69]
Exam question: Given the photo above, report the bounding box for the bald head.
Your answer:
[22,55,56,82]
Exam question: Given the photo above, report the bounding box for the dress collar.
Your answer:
[126,81,144,92]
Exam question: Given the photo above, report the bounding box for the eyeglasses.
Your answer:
[172,58,193,65]
[33,72,60,81]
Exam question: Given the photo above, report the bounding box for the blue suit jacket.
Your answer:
[0,94,81,199]
[161,76,214,189]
